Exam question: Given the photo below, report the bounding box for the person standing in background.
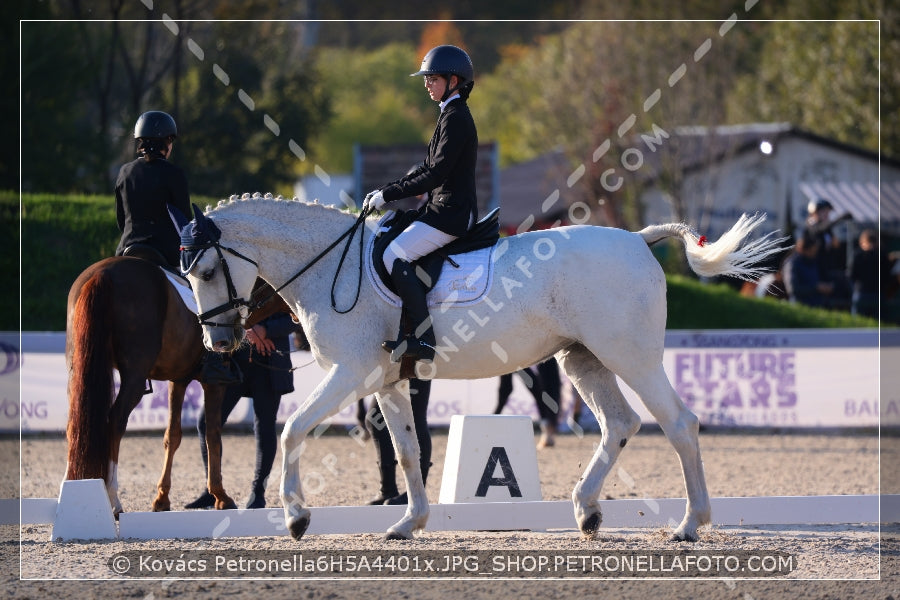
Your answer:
[185,312,300,509]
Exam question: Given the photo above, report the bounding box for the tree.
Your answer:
[21,14,330,195]
[472,20,752,228]
[308,43,434,173]
[165,21,330,196]
[726,20,881,153]
[21,21,101,193]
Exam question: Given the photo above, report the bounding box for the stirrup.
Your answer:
[382,335,434,363]
[381,337,405,354]
[382,336,411,363]
[400,338,435,363]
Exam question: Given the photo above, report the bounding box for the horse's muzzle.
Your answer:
[205,323,244,353]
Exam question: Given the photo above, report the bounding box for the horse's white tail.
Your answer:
[637,213,788,281]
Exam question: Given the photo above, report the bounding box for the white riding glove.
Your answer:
[364,189,386,211]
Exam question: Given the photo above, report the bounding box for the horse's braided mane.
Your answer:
[204,192,356,218]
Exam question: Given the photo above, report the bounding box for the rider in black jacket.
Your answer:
[116,111,240,385]
[115,111,191,270]
[365,45,479,365]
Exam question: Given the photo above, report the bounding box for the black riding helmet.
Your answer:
[410,45,474,102]
[134,111,177,159]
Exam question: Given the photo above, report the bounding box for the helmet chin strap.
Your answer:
[441,75,460,102]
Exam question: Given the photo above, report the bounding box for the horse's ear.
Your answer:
[189,202,222,242]
[167,203,191,232]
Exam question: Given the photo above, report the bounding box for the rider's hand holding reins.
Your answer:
[364,189,386,212]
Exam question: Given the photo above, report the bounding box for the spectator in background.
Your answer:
[185,312,300,510]
[849,229,888,319]
[364,378,432,505]
[495,359,561,449]
[783,233,834,308]
[801,198,852,309]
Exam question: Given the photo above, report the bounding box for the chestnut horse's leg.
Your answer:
[201,383,237,510]
[107,373,148,517]
[152,380,185,511]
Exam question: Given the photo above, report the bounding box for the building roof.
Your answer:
[800,181,900,225]
[638,123,900,227]
[638,123,893,182]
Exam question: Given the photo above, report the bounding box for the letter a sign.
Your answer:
[475,446,522,497]
[438,415,542,503]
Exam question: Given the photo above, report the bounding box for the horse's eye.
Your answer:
[200,268,215,282]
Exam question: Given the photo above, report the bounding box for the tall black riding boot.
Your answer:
[382,259,435,363]
[201,351,243,385]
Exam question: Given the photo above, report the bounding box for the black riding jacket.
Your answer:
[115,156,191,269]
[380,97,478,237]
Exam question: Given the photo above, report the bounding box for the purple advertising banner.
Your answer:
[9,329,886,432]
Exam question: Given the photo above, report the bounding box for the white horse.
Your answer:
[175,193,784,542]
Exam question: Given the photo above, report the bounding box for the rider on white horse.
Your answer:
[364,45,479,365]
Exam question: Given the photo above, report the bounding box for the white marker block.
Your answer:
[439,415,542,504]
[51,479,117,541]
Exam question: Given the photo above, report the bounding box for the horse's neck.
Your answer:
[225,200,367,306]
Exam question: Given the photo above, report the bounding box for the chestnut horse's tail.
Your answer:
[66,269,115,481]
[637,213,788,281]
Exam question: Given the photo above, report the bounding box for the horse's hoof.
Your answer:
[216,498,238,510]
[152,501,171,512]
[289,514,310,540]
[671,530,699,543]
[579,511,601,537]
[384,529,411,541]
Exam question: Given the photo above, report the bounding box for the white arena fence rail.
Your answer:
[2,487,895,542]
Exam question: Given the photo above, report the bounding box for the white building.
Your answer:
[293,173,356,209]
[637,123,900,243]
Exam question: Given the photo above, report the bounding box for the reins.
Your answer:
[247,349,317,374]
[196,205,373,328]
[250,205,372,314]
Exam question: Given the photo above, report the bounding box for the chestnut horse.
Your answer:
[64,256,287,515]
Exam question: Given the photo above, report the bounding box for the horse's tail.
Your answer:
[66,269,114,482]
[637,212,788,281]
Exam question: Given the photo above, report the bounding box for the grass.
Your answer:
[9,191,882,332]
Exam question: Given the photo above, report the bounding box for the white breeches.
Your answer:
[383,221,458,274]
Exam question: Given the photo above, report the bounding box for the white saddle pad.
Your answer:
[164,269,197,314]
[365,213,497,308]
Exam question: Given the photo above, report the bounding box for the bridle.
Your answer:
[183,240,259,328]
[185,207,372,329]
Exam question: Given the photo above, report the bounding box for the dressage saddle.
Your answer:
[372,206,500,295]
